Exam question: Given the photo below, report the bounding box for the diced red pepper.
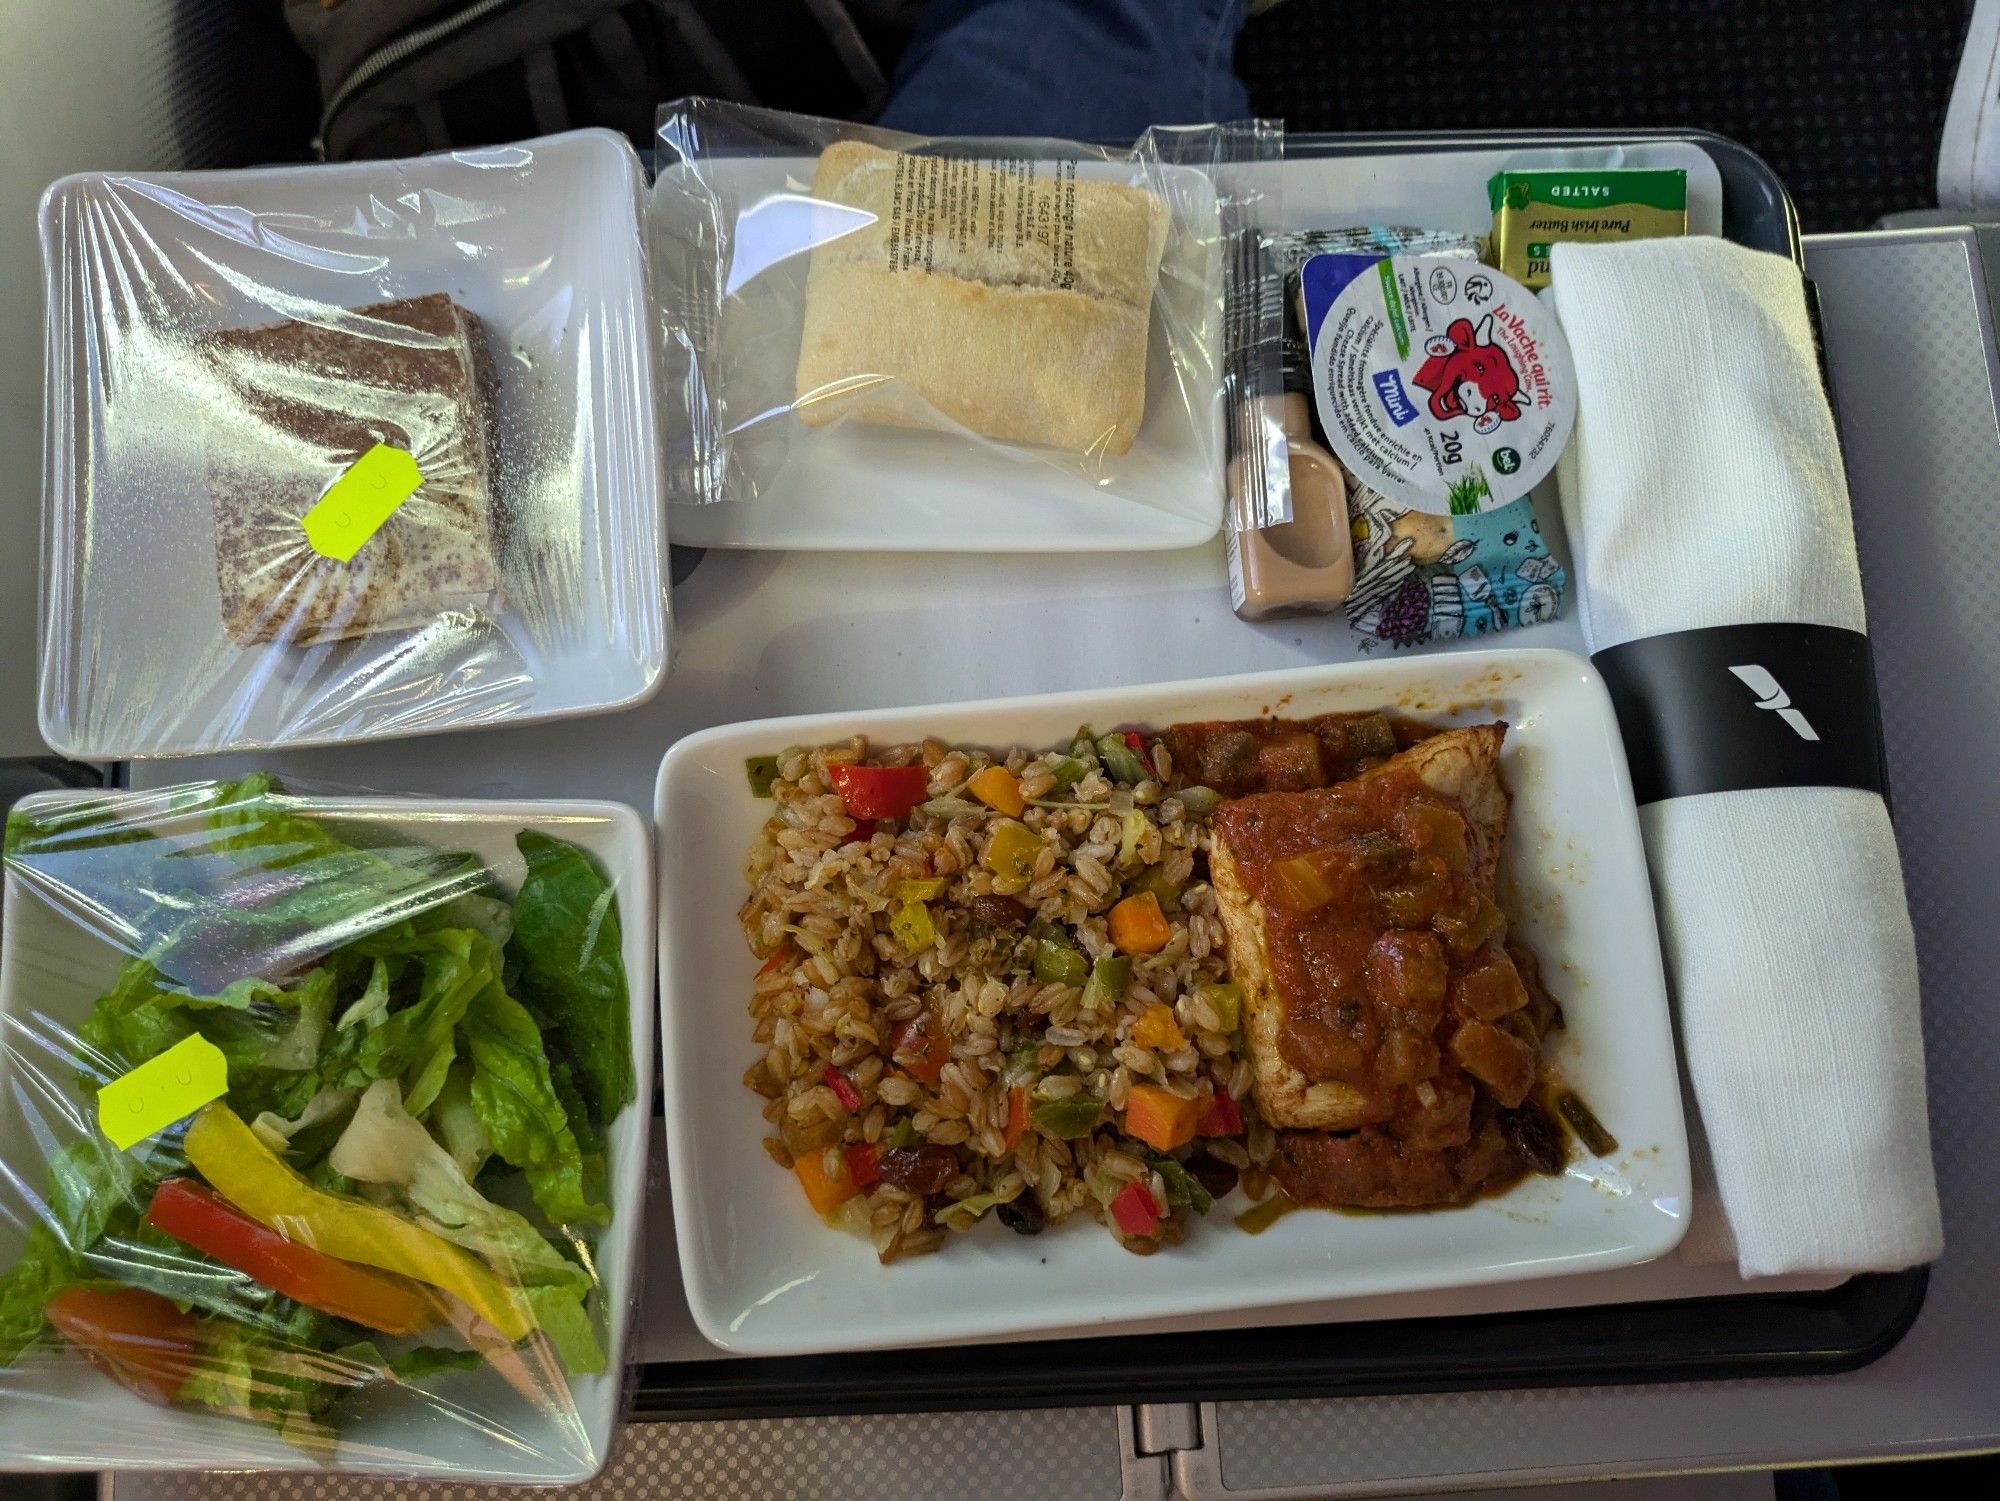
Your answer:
[1123,731,1154,775]
[823,1065,863,1113]
[146,1177,437,1336]
[42,1286,198,1405]
[889,1011,946,1086]
[1196,1092,1244,1137]
[842,819,878,845]
[844,1143,880,1189]
[1109,1180,1162,1237]
[828,764,930,820]
[755,943,793,979]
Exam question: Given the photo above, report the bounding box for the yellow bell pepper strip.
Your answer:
[182,1104,531,1341]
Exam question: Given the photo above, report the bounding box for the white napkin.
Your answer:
[1549,236,1942,1276]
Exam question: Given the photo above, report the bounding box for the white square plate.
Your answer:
[649,155,1225,552]
[0,794,654,1482]
[37,129,669,760]
[656,649,1691,1356]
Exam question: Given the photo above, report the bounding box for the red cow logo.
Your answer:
[1412,314,1522,435]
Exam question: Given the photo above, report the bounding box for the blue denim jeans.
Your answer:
[877,0,1250,138]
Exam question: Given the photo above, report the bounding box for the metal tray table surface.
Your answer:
[75,148,2000,1500]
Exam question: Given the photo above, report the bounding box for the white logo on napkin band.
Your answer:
[1729,665,1821,741]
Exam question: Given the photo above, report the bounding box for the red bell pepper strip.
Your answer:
[844,1143,880,1189]
[1122,732,1154,775]
[1109,1180,1162,1237]
[43,1286,197,1405]
[1196,1092,1243,1137]
[823,1065,863,1113]
[827,764,930,821]
[146,1177,439,1336]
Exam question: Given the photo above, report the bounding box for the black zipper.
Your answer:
[314,0,536,159]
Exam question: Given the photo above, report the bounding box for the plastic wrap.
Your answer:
[652,100,1278,538]
[0,778,652,1480]
[37,129,668,761]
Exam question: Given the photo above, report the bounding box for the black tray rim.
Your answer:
[630,126,1929,1421]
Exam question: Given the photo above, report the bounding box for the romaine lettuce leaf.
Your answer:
[0,1225,78,1363]
[460,978,604,1228]
[524,1282,605,1377]
[505,831,634,1124]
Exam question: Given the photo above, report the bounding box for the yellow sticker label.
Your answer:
[97,1034,228,1150]
[300,443,424,562]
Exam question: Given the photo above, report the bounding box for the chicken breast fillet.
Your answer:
[1209,724,1509,1131]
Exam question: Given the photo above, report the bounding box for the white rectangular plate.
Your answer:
[37,129,669,760]
[0,794,655,1482]
[650,154,1225,552]
[656,649,1690,1356]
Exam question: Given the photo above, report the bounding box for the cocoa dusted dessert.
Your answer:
[202,292,503,647]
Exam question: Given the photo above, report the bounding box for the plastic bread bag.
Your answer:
[36,130,669,762]
[0,777,650,1480]
[651,99,1281,527]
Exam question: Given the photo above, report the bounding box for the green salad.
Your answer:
[0,776,634,1453]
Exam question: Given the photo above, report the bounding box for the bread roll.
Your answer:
[792,141,1168,455]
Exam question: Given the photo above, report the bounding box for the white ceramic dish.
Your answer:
[37,129,669,760]
[656,649,1691,1356]
[0,794,655,1482]
[650,155,1225,552]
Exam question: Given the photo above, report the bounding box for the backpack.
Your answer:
[287,0,914,161]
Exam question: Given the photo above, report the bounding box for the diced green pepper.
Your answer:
[891,877,948,901]
[1033,937,1089,987]
[1080,955,1131,1013]
[1176,786,1222,818]
[920,796,986,820]
[890,900,937,954]
[1031,1095,1105,1140]
[1199,981,1243,1033]
[1097,734,1149,785]
[745,755,781,798]
[1046,755,1087,790]
[1133,864,1181,909]
[886,1118,921,1149]
[1004,1037,1044,1079]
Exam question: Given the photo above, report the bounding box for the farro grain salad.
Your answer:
[740,728,1251,1260]
[739,713,1586,1263]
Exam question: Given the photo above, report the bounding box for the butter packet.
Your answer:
[1487,169,1687,289]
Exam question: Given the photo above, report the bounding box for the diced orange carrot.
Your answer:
[1130,1003,1187,1052]
[1108,891,1171,955]
[794,1149,859,1215]
[890,1011,946,1086]
[1125,1084,1201,1152]
[967,765,1026,817]
[1002,1085,1029,1152]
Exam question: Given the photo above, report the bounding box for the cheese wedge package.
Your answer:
[0,777,650,1480]
[652,100,1280,520]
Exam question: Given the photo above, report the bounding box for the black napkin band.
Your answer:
[1592,623,1887,806]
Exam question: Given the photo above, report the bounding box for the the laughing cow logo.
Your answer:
[1412,315,1524,435]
